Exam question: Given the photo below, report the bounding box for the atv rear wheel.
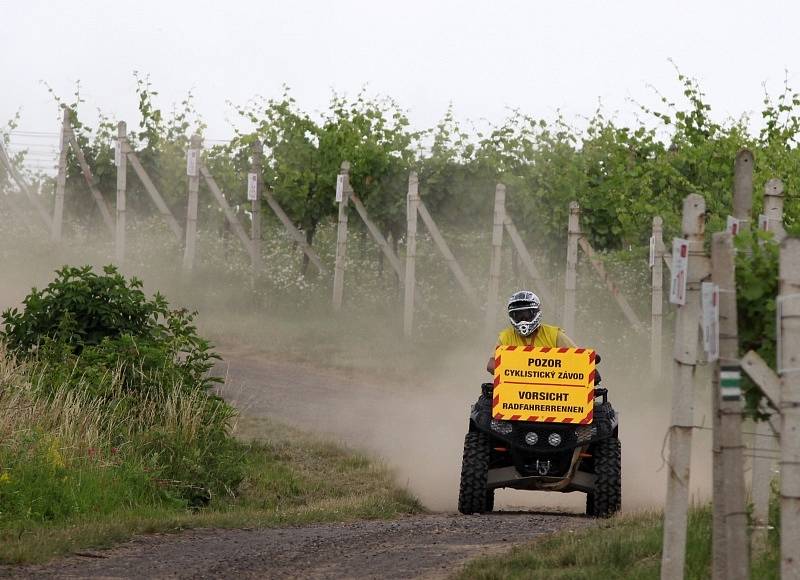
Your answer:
[458,431,491,514]
[587,436,621,517]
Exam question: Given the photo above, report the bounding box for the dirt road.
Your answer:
[6,346,594,579]
[7,512,590,579]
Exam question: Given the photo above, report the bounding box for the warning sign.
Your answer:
[492,346,596,424]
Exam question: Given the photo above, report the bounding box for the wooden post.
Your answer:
[661,194,708,580]
[651,216,664,381]
[764,178,787,242]
[115,121,127,265]
[417,199,479,307]
[200,165,256,263]
[563,201,580,336]
[182,134,201,272]
[403,172,419,338]
[51,106,69,242]
[779,237,800,579]
[503,216,553,305]
[64,112,114,234]
[711,231,749,580]
[732,149,754,226]
[485,184,506,334]
[332,161,350,310]
[249,140,263,274]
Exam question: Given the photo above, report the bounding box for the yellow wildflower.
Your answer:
[0,472,10,484]
[47,438,65,469]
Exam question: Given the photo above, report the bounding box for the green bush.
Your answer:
[735,231,780,415]
[1,265,220,397]
[0,265,244,507]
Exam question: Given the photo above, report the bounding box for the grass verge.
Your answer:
[456,506,779,580]
[0,415,422,564]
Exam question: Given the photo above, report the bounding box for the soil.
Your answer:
[3,344,595,579]
[4,512,591,579]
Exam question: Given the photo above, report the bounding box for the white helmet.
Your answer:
[507,290,542,337]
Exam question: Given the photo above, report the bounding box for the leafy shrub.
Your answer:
[735,231,779,415]
[0,266,243,506]
[1,265,219,397]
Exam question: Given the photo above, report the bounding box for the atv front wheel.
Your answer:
[587,436,622,517]
[458,432,491,514]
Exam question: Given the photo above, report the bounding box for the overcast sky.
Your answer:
[2,0,797,171]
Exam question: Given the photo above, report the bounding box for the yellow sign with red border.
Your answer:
[492,346,596,424]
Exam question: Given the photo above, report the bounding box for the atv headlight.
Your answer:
[491,420,513,436]
[524,431,539,445]
[548,432,562,446]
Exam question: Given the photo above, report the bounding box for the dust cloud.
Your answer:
[319,331,715,514]
[0,205,716,516]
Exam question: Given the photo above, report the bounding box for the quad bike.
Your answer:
[457,371,621,517]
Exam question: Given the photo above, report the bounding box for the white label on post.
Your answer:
[701,282,720,362]
[648,236,655,268]
[186,149,198,177]
[758,213,769,231]
[726,215,740,235]
[247,173,258,201]
[335,174,345,203]
[114,142,122,166]
[669,238,689,305]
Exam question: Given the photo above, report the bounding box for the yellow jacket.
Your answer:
[496,324,576,348]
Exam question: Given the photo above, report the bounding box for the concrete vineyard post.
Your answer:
[115,121,128,265]
[126,149,183,242]
[485,184,506,335]
[779,237,800,579]
[332,161,351,310]
[0,136,52,231]
[503,215,552,305]
[711,232,749,580]
[563,201,580,336]
[182,134,201,272]
[200,165,256,264]
[262,189,326,274]
[51,106,69,242]
[764,178,787,242]
[651,216,664,381]
[417,199,479,307]
[661,194,708,580]
[249,140,263,276]
[732,149,754,227]
[751,178,785,552]
[349,192,404,281]
[403,172,419,338]
[64,109,114,234]
[578,235,644,332]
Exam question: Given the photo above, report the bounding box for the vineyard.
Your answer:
[1,73,798,346]
[1,68,800,578]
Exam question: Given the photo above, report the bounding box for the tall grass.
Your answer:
[457,505,780,579]
[0,341,244,529]
[0,344,422,564]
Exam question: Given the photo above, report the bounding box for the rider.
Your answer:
[486,290,577,373]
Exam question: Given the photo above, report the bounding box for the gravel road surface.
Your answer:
[4,512,591,579]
